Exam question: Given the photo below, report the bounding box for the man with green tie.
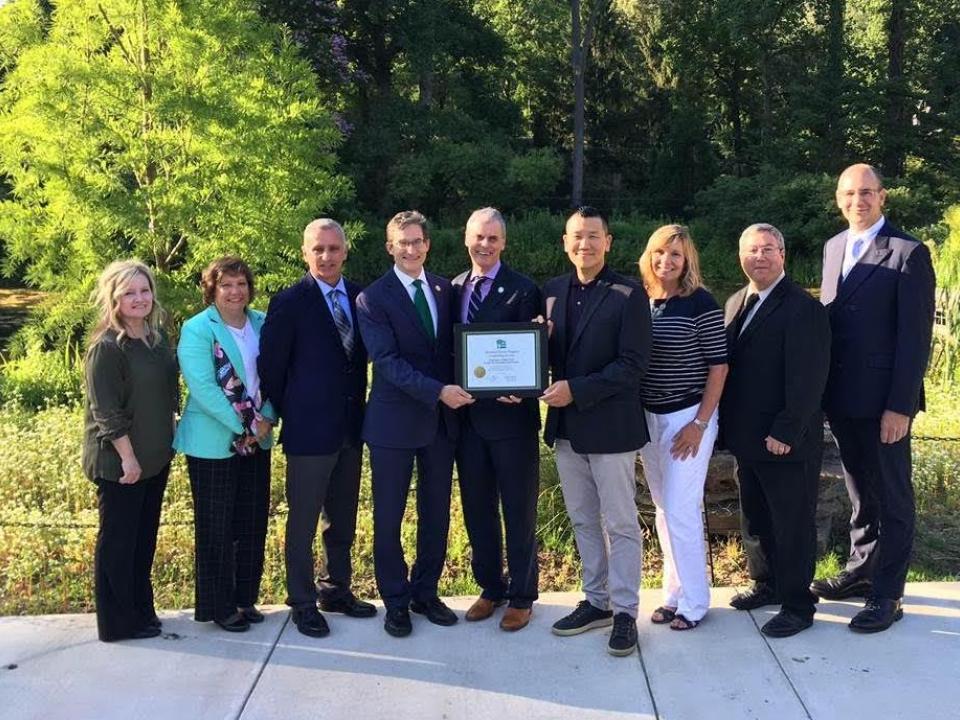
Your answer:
[356,210,475,638]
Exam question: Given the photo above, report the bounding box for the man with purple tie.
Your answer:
[451,208,542,632]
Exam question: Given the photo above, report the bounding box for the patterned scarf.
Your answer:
[213,340,263,456]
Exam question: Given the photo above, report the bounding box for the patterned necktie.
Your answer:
[466,276,487,323]
[411,279,436,341]
[734,292,760,338]
[328,289,354,355]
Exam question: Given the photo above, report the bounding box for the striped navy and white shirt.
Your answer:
[641,287,727,414]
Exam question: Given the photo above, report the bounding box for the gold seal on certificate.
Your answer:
[454,322,549,398]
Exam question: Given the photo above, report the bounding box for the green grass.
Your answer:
[2,389,959,615]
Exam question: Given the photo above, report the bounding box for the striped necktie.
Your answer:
[466,276,488,323]
[328,289,354,355]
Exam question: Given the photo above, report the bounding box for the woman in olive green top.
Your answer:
[83,260,178,642]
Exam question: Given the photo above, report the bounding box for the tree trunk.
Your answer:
[571,0,585,207]
[822,0,846,169]
[882,0,910,177]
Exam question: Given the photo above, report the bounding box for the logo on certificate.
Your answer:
[496,339,507,349]
[473,366,487,378]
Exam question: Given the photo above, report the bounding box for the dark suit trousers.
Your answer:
[828,416,914,599]
[737,459,818,618]
[94,465,168,641]
[187,452,270,622]
[456,418,540,608]
[284,443,362,609]
[369,430,455,610]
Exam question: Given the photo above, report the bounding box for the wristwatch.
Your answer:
[691,418,708,431]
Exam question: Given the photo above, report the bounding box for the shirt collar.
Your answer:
[314,275,347,297]
[849,215,886,243]
[470,261,501,283]
[750,271,786,302]
[393,265,427,288]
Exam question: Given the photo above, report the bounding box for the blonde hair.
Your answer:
[638,224,704,297]
[89,259,165,348]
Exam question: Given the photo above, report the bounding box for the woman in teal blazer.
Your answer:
[174,256,277,633]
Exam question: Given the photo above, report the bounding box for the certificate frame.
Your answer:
[454,322,549,399]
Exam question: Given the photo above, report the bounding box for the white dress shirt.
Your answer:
[842,214,885,279]
[741,271,786,335]
[393,265,438,334]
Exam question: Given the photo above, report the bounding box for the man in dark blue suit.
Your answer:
[259,218,376,638]
[451,208,542,633]
[813,164,936,633]
[356,210,475,638]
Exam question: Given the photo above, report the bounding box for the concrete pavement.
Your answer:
[2,584,958,720]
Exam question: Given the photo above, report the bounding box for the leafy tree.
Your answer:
[0,0,351,344]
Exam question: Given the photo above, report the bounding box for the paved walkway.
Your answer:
[2,584,958,720]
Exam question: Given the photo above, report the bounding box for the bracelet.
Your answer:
[691,418,708,431]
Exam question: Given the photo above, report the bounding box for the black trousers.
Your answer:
[187,451,271,622]
[369,432,455,611]
[737,459,818,618]
[737,437,824,590]
[94,465,169,642]
[456,419,539,608]
[828,415,914,599]
[284,443,363,609]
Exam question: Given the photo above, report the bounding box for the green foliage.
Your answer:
[931,205,960,383]
[0,341,83,408]
[0,0,352,345]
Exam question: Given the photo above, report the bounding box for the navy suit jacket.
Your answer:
[451,263,542,441]
[820,221,936,419]
[542,266,651,454]
[720,278,831,464]
[357,269,458,449]
[258,274,367,455]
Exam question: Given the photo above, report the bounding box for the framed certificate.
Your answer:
[454,322,549,399]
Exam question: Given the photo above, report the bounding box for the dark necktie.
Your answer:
[466,276,488,324]
[733,292,760,338]
[328,289,354,355]
[411,279,436,341]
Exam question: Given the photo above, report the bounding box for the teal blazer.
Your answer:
[174,305,277,459]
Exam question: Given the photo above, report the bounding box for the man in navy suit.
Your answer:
[259,219,376,638]
[542,206,651,657]
[813,164,936,633]
[356,210,475,638]
[451,208,542,632]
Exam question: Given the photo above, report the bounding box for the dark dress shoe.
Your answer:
[240,606,265,623]
[730,584,780,611]
[410,597,458,626]
[144,615,162,630]
[319,593,378,618]
[215,612,251,633]
[384,607,412,637]
[849,598,903,633]
[131,625,162,640]
[810,571,873,601]
[760,610,813,638]
[292,606,330,638]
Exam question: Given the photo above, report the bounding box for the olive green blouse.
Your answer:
[82,330,178,483]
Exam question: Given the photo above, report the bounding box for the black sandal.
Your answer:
[669,613,701,631]
[650,606,677,624]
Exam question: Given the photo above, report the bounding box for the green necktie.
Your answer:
[411,279,436,341]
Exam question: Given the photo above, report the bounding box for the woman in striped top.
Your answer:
[638,225,728,630]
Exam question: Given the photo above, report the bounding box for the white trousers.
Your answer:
[639,405,718,621]
[554,440,642,617]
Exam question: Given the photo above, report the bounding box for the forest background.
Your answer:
[0,0,958,613]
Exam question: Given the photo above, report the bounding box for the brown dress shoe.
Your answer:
[465,597,505,622]
[499,607,532,632]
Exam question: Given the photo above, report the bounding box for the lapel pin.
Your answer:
[435,285,441,293]
[497,286,504,294]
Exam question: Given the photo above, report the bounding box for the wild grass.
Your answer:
[1,390,957,615]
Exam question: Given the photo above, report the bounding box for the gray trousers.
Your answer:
[554,440,643,617]
[284,444,362,609]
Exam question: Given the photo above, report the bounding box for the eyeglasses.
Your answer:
[393,238,426,249]
[838,189,882,200]
[742,246,782,258]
